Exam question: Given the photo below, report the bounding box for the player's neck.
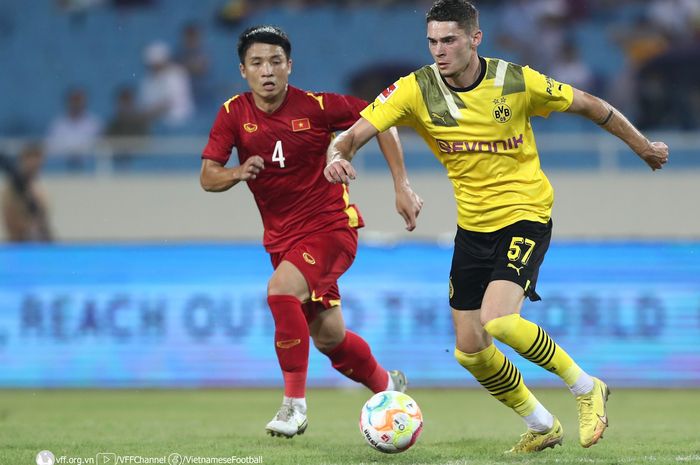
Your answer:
[445,54,481,89]
[252,86,288,114]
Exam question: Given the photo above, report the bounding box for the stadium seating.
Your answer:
[1,1,695,173]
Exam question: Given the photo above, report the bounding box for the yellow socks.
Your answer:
[455,344,536,416]
[484,314,584,387]
[455,344,555,431]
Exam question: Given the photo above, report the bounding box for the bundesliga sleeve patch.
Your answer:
[378,82,398,103]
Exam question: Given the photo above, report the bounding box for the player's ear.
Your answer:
[239,63,246,79]
[287,58,293,76]
[472,30,483,48]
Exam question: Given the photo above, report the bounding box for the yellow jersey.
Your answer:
[361,56,574,232]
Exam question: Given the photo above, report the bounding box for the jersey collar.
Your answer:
[441,56,487,93]
[249,84,293,116]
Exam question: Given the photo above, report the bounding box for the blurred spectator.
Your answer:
[496,0,568,69]
[216,0,249,28]
[0,143,53,242]
[348,62,421,103]
[139,41,194,128]
[56,0,105,13]
[549,40,595,91]
[175,22,215,108]
[563,0,590,21]
[636,43,700,130]
[105,86,150,167]
[613,14,669,69]
[609,13,670,120]
[648,0,700,43]
[45,87,103,169]
[496,0,540,65]
[105,86,150,137]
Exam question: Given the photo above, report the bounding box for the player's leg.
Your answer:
[481,220,608,448]
[308,302,405,393]
[296,225,405,393]
[481,281,608,447]
[265,259,311,438]
[452,308,562,452]
[450,226,561,452]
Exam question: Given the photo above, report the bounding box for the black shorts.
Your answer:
[449,219,552,310]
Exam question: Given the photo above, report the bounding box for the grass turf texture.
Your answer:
[2,388,699,465]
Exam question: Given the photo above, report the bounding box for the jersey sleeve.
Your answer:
[523,66,574,118]
[360,74,417,132]
[202,103,238,165]
[314,92,368,132]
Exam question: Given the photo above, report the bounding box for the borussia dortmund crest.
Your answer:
[492,100,512,123]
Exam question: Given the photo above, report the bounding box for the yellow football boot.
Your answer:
[577,377,610,448]
[506,416,563,453]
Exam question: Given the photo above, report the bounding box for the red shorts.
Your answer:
[270,226,358,316]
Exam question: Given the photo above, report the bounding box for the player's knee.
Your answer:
[266,278,287,297]
[312,328,345,354]
[478,301,503,327]
[267,275,303,299]
[483,314,520,341]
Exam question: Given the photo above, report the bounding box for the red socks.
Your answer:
[268,297,387,396]
[326,330,388,393]
[267,295,309,398]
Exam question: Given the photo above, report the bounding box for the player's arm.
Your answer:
[325,117,377,185]
[375,127,424,231]
[200,156,264,192]
[566,88,669,171]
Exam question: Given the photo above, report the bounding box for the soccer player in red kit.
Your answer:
[200,26,423,438]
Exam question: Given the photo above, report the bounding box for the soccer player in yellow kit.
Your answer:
[325,0,669,454]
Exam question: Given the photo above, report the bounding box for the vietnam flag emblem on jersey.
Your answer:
[291,118,311,132]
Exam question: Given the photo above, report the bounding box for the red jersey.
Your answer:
[202,85,366,253]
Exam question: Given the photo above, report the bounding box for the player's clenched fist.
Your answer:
[396,185,424,232]
[237,155,265,181]
[638,141,669,171]
[324,159,356,185]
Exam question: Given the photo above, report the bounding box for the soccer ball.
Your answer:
[359,391,423,453]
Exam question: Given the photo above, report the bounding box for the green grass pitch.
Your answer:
[2,388,699,465]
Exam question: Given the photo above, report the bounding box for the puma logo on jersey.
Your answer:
[243,122,258,133]
[302,252,316,264]
[431,112,449,124]
[507,263,524,276]
[276,339,301,349]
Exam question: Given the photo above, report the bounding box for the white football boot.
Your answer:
[265,399,308,438]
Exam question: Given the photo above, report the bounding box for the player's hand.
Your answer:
[395,185,424,232]
[237,156,264,181]
[324,159,356,185]
[638,141,669,171]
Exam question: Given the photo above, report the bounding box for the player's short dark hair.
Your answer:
[426,0,479,33]
[237,25,291,63]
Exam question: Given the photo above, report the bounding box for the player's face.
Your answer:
[427,21,481,80]
[240,43,292,101]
